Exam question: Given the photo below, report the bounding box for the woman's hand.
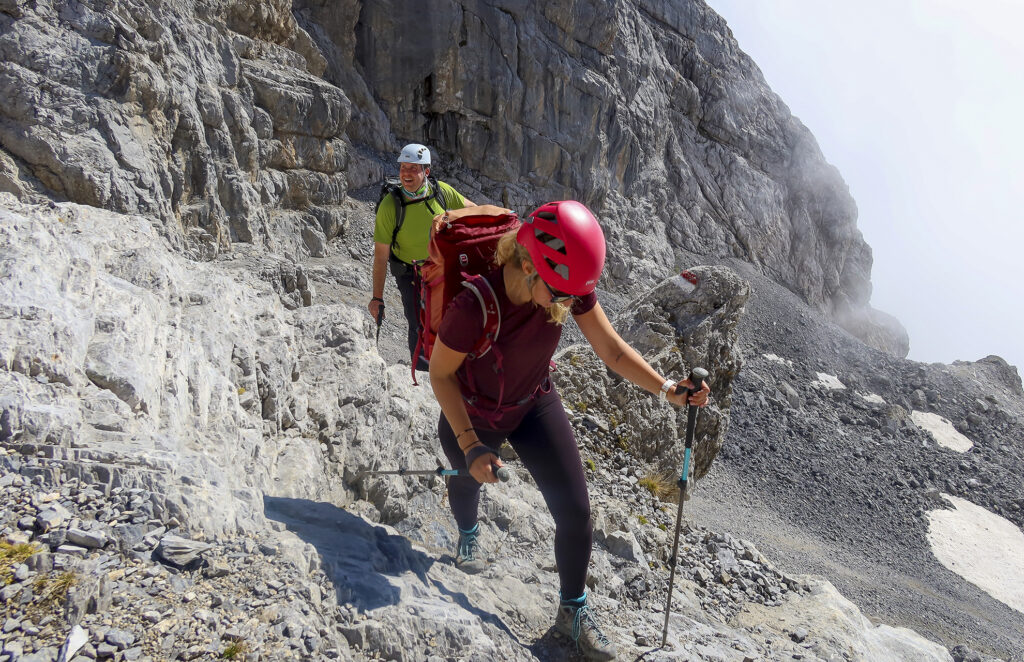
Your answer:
[468,451,502,484]
[667,378,711,408]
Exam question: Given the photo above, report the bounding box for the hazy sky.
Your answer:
[706,0,1024,375]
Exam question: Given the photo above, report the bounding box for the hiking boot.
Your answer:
[455,524,487,574]
[554,594,617,661]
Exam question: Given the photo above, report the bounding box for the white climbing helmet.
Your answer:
[397,143,431,165]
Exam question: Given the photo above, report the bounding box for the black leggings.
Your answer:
[438,388,592,600]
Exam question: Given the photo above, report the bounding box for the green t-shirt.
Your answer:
[373,180,469,263]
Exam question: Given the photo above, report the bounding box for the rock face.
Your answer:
[555,266,749,481]
[341,0,872,319]
[0,0,897,351]
[0,195,432,541]
[0,0,351,260]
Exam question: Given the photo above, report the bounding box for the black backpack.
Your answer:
[375,175,450,251]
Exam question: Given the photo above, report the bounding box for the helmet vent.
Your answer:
[545,257,570,280]
[535,230,566,254]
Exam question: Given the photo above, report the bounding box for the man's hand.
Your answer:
[368,297,384,320]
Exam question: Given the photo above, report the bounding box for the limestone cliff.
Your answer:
[0,0,905,354]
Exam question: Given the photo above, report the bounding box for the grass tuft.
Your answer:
[0,542,40,585]
[221,641,249,659]
[638,471,679,501]
[27,570,77,616]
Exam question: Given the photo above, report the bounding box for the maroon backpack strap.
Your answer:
[460,274,501,358]
[411,261,427,386]
[463,273,505,419]
[462,370,551,429]
[414,273,502,388]
[458,273,506,425]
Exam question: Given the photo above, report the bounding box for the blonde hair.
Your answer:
[495,230,570,324]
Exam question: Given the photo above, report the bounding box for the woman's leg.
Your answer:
[437,412,508,531]
[507,389,592,600]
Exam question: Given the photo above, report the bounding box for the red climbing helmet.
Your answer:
[517,200,606,296]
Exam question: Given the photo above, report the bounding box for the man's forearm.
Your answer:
[372,258,388,298]
[371,242,391,298]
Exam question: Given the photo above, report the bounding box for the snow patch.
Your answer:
[910,411,974,452]
[859,392,885,404]
[812,372,846,391]
[927,494,1024,615]
[763,353,793,368]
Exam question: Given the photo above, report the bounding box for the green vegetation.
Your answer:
[638,471,677,501]
[637,515,648,525]
[221,642,249,659]
[0,542,39,585]
[31,571,76,613]
[584,458,596,472]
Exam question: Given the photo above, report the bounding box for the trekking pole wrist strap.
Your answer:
[465,444,498,467]
[370,297,384,303]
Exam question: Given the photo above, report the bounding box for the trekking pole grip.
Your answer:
[494,464,511,483]
[675,367,708,397]
[676,367,708,455]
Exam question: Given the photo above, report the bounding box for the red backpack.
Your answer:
[412,205,520,385]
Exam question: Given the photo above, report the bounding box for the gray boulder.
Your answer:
[555,265,749,480]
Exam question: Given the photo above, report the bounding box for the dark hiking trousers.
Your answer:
[389,255,428,370]
[438,387,593,600]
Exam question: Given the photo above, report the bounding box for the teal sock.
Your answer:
[459,523,479,535]
[560,591,587,608]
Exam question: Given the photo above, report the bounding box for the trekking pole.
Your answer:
[361,463,510,482]
[661,367,708,648]
[375,303,385,345]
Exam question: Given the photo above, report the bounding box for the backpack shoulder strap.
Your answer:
[423,176,449,218]
[375,180,409,250]
[432,176,449,209]
[388,185,407,250]
[461,273,501,359]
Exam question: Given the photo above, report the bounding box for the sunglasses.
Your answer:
[541,279,574,304]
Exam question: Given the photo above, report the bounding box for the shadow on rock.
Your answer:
[264,495,434,611]
[429,576,525,645]
[526,626,587,662]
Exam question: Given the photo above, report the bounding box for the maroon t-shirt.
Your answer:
[438,268,597,425]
